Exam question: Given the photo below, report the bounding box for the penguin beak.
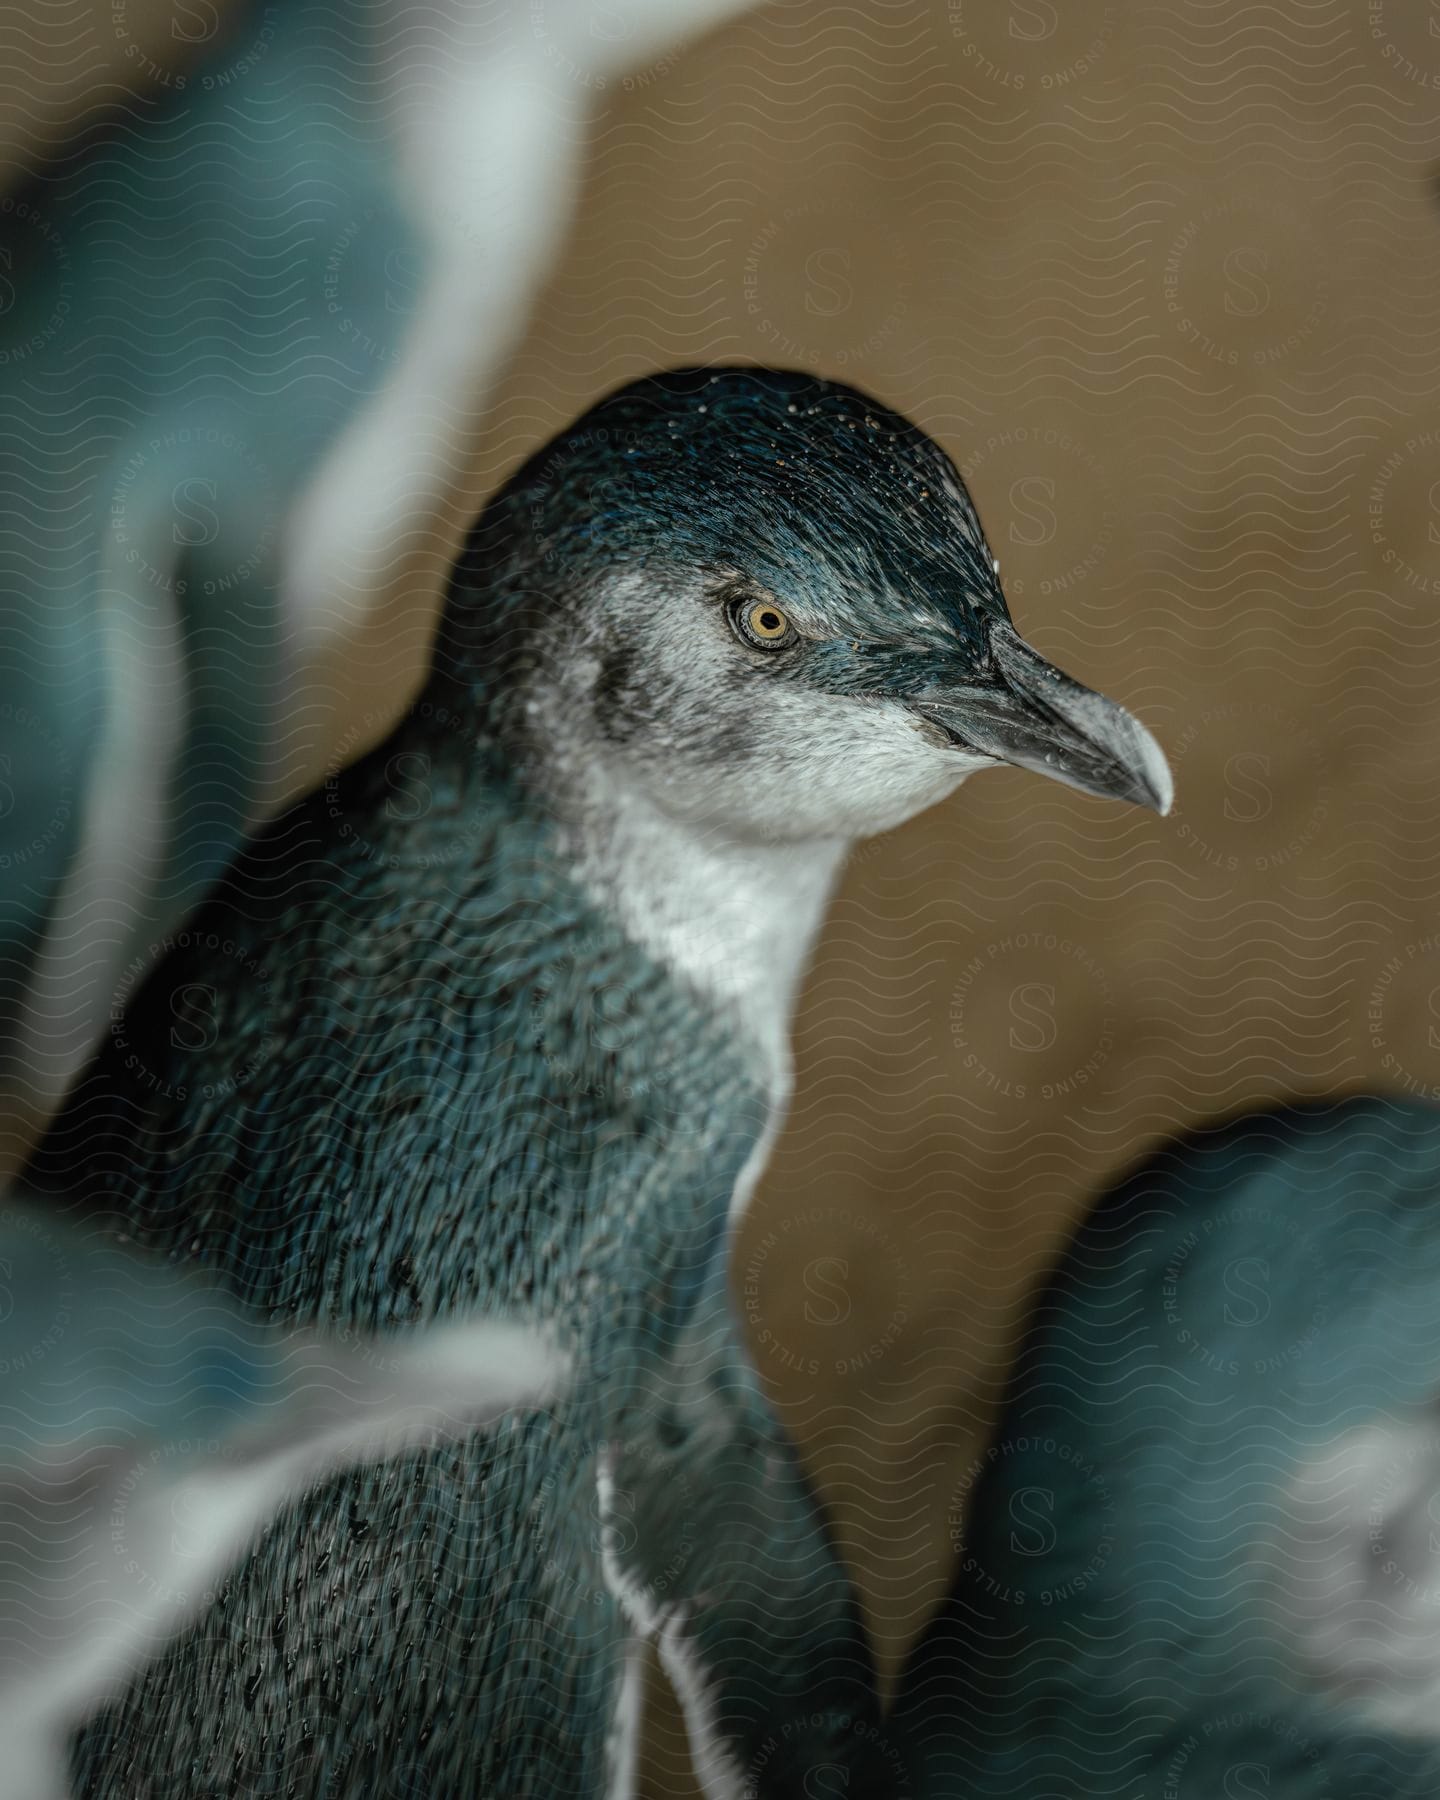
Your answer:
[913,619,1173,815]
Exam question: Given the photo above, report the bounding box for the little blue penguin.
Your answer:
[0,1197,555,1800]
[28,365,1172,1799]
[891,1094,1440,1799]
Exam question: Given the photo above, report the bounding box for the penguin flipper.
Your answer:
[0,1195,558,1794]
[597,1278,900,1799]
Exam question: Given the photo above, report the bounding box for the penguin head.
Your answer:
[455,366,1172,844]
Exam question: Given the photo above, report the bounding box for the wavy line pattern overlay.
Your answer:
[2,1,1439,1796]
[491,6,1440,1791]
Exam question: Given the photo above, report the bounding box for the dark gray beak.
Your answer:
[915,619,1173,815]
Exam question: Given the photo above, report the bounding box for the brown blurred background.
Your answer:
[512,8,1440,1788]
[10,2,1440,1792]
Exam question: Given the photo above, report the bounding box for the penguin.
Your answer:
[28,365,1172,1798]
[0,0,428,1135]
[891,1094,1440,1800]
[0,1198,555,1800]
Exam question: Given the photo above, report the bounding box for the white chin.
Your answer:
[848,757,992,840]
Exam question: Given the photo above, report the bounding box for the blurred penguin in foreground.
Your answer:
[0,1196,557,1800]
[894,1095,1440,1799]
[0,0,751,1145]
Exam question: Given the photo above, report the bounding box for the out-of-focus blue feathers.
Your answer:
[893,1096,1440,1799]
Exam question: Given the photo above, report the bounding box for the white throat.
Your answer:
[560,768,849,1087]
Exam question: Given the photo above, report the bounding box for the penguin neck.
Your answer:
[555,767,849,1091]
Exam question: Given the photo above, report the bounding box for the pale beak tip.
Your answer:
[1133,723,1175,818]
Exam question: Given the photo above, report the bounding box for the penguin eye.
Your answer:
[728,594,797,652]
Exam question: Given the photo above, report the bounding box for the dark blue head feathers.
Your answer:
[437,365,1172,820]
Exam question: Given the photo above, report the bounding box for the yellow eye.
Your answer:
[729,595,797,651]
[749,604,789,639]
